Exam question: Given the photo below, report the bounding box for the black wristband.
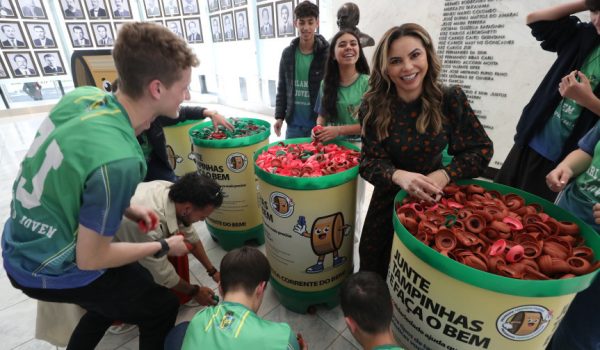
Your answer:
[207,267,218,277]
[187,284,200,297]
[153,239,169,258]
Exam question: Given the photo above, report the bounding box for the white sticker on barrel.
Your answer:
[496,305,552,341]
[270,192,294,218]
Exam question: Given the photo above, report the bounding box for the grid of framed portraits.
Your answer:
[0,0,66,79]
[60,0,136,49]
[2,49,67,78]
[142,0,203,45]
[207,0,248,42]
[257,0,319,39]
[208,0,246,14]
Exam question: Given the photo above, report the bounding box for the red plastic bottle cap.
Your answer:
[488,239,507,256]
[137,215,158,233]
[506,244,525,263]
[502,216,523,231]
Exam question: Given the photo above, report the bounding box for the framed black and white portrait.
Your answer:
[184,17,202,44]
[221,12,234,41]
[25,22,56,48]
[233,0,246,7]
[234,9,248,41]
[35,51,66,76]
[110,0,132,19]
[207,0,218,13]
[144,0,162,17]
[209,14,222,42]
[276,0,294,38]
[4,51,38,77]
[219,0,231,11]
[16,0,46,19]
[162,0,179,16]
[0,0,17,18]
[0,22,27,49]
[61,0,85,19]
[85,0,109,19]
[257,3,274,39]
[67,23,93,47]
[92,22,114,46]
[0,57,9,78]
[166,19,184,39]
[181,0,198,15]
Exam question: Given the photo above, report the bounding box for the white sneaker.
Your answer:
[107,323,137,335]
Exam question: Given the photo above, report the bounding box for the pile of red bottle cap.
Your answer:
[397,183,599,280]
[256,141,360,177]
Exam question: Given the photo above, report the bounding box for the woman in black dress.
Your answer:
[358,23,494,278]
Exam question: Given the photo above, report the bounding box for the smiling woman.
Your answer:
[357,23,494,279]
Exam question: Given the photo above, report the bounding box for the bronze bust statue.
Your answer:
[336,2,374,47]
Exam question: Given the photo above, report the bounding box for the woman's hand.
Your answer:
[546,165,573,192]
[392,169,443,202]
[313,126,340,142]
[427,169,451,189]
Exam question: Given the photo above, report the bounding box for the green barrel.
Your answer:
[254,138,359,313]
[189,118,270,250]
[389,179,600,350]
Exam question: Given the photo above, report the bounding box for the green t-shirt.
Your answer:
[315,73,369,142]
[530,45,600,161]
[182,301,300,350]
[3,86,145,288]
[291,48,314,128]
[374,345,404,350]
[556,121,600,232]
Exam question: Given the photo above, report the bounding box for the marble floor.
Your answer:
[0,104,372,350]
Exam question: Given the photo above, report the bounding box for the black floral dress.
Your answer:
[358,85,493,278]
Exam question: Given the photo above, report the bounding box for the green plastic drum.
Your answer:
[254,138,359,313]
[389,179,600,350]
[189,118,270,251]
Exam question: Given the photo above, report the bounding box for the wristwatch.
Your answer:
[154,239,169,258]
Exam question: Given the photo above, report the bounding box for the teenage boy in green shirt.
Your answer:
[341,271,404,350]
[176,246,305,350]
[2,22,196,349]
[274,0,329,139]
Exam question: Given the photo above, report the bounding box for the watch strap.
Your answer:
[153,239,169,258]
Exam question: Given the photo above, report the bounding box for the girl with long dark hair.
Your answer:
[313,29,370,142]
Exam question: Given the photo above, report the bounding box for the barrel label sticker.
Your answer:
[270,192,294,218]
[292,213,351,274]
[226,152,248,173]
[166,145,183,170]
[496,305,552,341]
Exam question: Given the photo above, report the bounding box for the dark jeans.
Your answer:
[285,125,313,139]
[164,321,189,350]
[10,263,179,350]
